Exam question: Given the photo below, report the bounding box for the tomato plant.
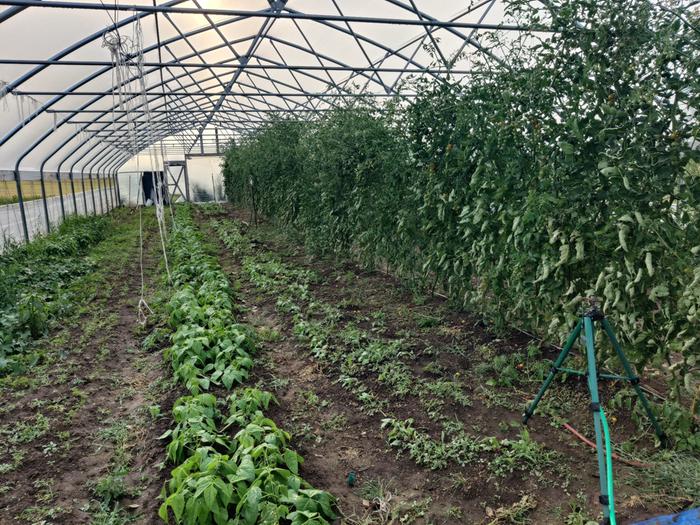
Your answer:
[223,0,700,443]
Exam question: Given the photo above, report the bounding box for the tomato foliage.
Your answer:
[223,0,700,438]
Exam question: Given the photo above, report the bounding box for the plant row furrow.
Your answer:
[211,217,557,480]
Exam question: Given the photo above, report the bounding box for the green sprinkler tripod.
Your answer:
[522,304,665,525]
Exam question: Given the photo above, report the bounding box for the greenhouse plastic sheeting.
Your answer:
[633,508,700,525]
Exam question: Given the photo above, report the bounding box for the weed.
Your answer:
[413,312,443,329]
[42,441,59,456]
[257,326,282,342]
[91,472,133,504]
[420,379,471,407]
[485,494,537,524]
[4,412,50,444]
[268,376,290,392]
[33,478,56,503]
[560,492,597,525]
[90,502,135,525]
[422,361,445,376]
[377,363,413,397]
[632,450,700,509]
[322,413,348,431]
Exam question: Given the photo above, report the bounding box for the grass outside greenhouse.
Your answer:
[0,180,114,206]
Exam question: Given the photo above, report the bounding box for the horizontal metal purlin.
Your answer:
[49,108,339,113]
[0,1,545,32]
[0,59,486,74]
[71,119,279,123]
[15,91,417,97]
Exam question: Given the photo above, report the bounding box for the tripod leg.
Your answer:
[584,316,611,523]
[522,319,582,424]
[600,319,666,444]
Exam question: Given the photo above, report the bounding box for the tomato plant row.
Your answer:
[223,0,700,444]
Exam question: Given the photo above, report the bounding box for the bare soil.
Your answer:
[0,210,179,525]
[195,206,666,525]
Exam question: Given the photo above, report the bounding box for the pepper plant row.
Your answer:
[223,0,700,436]
[158,207,336,524]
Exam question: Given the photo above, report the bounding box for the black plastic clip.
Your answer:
[585,307,605,321]
[629,376,640,385]
[590,402,600,412]
[599,495,609,505]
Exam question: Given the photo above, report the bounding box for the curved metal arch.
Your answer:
[3,0,483,155]
[15,22,412,174]
[0,7,262,149]
[67,121,238,177]
[0,4,28,23]
[47,66,318,178]
[59,119,245,180]
[381,0,503,66]
[2,0,517,241]
[35,28,413,176]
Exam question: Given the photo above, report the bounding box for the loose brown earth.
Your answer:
[0,210,180,525]
[195,206,667,525]
[0,206,674,525]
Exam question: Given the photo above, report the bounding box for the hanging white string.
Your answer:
[102,15,173,324]
[0,81,10,112]
[132,17,171,282]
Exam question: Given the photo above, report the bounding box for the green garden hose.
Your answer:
[599,407,617,525]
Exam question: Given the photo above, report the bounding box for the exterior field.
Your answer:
[0,179,114,206]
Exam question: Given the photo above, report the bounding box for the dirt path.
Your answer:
[0,210,179,525]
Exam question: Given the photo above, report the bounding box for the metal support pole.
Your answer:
[600,319,666,443]
[56,171,66,220]
[115,171,123,207]
[39,171,51,233]
[95,172,105,214]
[13,169,29,242]
[522,320,582,424]
[68,172,78,215]
[183,162,190,202]
[107,171,114,210]
[86,172,97,215]
[583,315,610,522]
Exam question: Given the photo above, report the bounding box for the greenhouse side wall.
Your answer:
[0,169,118,250]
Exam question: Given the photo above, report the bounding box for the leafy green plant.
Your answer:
[0,215,109,372]
[159,207,336,525]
